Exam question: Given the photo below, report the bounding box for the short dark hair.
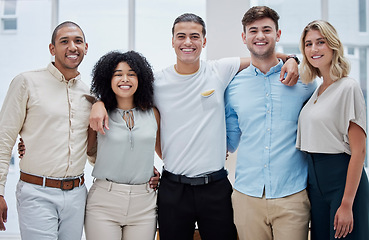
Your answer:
[242,6,280,32]
[90,51,154,111]
[51,21,86,45]
[172,13,206,37]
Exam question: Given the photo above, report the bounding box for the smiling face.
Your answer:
[243,17,280,61]
[111,61,138,109]
[172,21,206,68]
[304,29,333,72]
[49,25,88,79]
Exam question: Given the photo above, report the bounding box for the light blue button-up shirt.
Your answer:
[225,60,316,199]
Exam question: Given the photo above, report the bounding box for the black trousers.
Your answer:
[308,153,369,240]
[157,174,237,240]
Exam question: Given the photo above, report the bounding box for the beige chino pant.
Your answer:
[232,189,310,240]
[84,179,157,240]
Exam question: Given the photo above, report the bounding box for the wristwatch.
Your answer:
[286,54,300,65]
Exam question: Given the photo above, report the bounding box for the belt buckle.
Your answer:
[204,175,209,184]
[60,179,75,191]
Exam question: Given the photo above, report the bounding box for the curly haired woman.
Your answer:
[85,51,161,240]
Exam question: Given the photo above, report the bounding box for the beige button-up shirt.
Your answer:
[0,63,92,195]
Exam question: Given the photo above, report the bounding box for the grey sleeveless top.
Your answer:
[92,108,157,184]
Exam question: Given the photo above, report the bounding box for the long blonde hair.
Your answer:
[299,20,350,84]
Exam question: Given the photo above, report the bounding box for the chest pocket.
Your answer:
[201,89,218,111]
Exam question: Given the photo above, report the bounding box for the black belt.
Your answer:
[162,168,228,186]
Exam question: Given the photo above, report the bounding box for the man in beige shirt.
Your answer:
[0,21,90,240]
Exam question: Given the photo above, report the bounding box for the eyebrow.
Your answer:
[248,25,273,30]
[176,32,201,37]
[305,37,325,44]
[113,69,135,73]
[58,36,84,41]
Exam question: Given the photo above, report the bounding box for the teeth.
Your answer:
[255,43,266,45]
[312,56,321,59]
[67,55,78,59]
[182,49,193,52]
[119,86,131,89]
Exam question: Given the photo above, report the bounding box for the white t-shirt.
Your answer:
[154,58,240,177]
[296,77,366,155]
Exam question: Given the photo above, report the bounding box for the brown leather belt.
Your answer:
[20,172,84,191]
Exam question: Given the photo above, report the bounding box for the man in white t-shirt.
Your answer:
[89,13,298,240]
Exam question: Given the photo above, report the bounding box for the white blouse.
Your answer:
[296,77,366,155]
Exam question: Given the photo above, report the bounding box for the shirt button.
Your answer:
[267,110,271,114]
[265,146,269,149]
[266,93,269,97]
[264,164,267,168]
[267,128,270,131]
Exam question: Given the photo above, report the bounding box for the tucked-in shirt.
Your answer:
[296,77,366,154]
[225,60,316,199]
[0,63,91,195]
[92,108,157,184]
[154,58,240,177]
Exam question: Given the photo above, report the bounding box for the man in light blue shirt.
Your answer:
[225,6,316,240]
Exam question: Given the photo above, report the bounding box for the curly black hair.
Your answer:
[90,51,154,111]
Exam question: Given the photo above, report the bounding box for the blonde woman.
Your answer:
[296,20,369,240]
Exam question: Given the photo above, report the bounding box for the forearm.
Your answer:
[153,107,162,159]
[276,52,289,62]
[86,127,97,165]
[239,57,251,72]
[87,127,97,156]
[341,151,365,207]
[343,122,367,207]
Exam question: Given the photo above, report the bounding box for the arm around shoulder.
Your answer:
[90,101,109,135]
[239,57,251,73]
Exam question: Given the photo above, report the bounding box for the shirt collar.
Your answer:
[47,62,81,84]
[250,59,283,77]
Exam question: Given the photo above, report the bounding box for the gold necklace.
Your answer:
[313,96,318,104]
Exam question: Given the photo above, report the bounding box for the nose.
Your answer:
[256,30,265,39]
[68,41,77,51]
[184,36,192,45]
[122,75,129,82]
[311,44,318,52]
[311,43,318,52]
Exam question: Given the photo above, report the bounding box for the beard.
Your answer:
[248,43,276,60]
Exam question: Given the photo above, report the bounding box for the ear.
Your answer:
[49,43,55,56]
[242,32,247,44]
[276,29,281,42]
[202,37,207,48]
[85,43,89,55]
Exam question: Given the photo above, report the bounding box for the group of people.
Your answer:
[0,5,368,240]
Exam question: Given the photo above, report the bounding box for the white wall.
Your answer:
[206,0,250,60]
